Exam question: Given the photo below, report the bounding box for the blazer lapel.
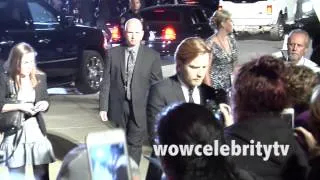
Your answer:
[132,45,143,82]
[199,85,205,105]
[120,47,126,83]
[171,75,186,102]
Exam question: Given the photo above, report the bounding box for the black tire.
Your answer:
[75,50,104,94]
[270,15,285,41]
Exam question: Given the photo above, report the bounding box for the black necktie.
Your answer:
[126,50,135,100]
[188,88,194,103]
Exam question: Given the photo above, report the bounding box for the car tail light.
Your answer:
[184,0,197,4]
[266,5,272,15]
[102,30,109,49]
[161,26,176,41]
[110,25,121,42]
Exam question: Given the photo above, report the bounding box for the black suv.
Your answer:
[108,4,215,60]
[0,0,107,94]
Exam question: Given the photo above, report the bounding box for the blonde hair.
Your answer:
[285,65,317,106]
[209,10,232,29]
[4,42,39,88]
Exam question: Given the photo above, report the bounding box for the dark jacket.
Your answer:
[99,44,163,128]
[147,75,227,142]
[224,114,309,180]
[0,72,49,135]
[308,155,320,180]
[146,75,227,180]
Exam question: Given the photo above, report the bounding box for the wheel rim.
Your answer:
[86,56,104,90]
[278,23,284,38]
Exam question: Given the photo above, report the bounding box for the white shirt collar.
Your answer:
[127,44,140,54]
[296,57,320,73]
[177,75,201,104]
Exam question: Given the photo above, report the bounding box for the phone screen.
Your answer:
[86,130,131,180]
[281,108,294,129]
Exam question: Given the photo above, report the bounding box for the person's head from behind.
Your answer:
[287,29,310,64]
[175,37,211,88]
[124,18,144,47]
[129,0,141,13]
[156,103,236,180]
[4,42,39,88]
[285,65,318,109]
[209,9,233,33]
[310,85,320,128]
[57,144,140,180]
[233,55,289,121]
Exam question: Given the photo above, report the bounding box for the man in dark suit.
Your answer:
[146,37,227,180]
[120,0,143,30]
[99,18,163,164]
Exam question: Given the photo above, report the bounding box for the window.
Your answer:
[141,9,181,22]
[0,0,26,29]
[28,2,57,24]
[191,8,211,24]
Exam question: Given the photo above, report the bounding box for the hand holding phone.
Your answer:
[86,129,132,180]
[281,108,295,129]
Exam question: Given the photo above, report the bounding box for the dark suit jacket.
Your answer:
[99,44,163,128]
[147,75,227,142]
[0,72,49,135]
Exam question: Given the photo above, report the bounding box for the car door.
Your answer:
[0,0,36,65]
[26,0,79,78]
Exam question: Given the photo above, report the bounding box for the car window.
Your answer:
[28,1,58,29]
[0,0,27,29]
[141,9,181,22]
[190,8,211,24]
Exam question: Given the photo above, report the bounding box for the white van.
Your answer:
[218,0,297,40]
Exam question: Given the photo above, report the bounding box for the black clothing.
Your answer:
[224,114,310,180]
[0,73,49,135]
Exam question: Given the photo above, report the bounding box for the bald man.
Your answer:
[99,18,163,164]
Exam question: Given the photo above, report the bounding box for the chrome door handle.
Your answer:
[38,39,51,44]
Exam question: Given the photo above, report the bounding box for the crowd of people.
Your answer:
[1,0,320,179]
[96,5,320,179]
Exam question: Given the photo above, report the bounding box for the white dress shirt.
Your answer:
[178,76,201,104]
[296,57,320,73]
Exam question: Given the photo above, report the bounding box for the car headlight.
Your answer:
[302,1,313,13]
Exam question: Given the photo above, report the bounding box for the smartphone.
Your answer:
[86,129,132,180]
[281,108,295,129]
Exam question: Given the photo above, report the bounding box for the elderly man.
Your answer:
[99,18,163,164]
[286,29,320,72]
